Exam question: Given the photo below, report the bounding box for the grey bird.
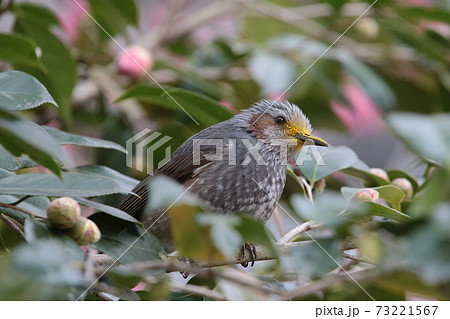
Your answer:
[119,100,328,264]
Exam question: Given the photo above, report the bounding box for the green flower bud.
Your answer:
[353,189,379,202]
[392,178,413,199]
[66,217,101,245]
[47,197,80,229]
[369,168,390,182]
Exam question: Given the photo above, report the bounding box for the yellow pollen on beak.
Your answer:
[284,122,328,148]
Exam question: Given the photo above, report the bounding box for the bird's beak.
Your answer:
[294,133,328,147]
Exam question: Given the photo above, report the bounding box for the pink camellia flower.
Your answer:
[57,0,88,43]
[330,83,385,134]
[219,100,237,112]
[268,90,287,101]
[116,46,153,78]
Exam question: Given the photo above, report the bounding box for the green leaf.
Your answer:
[0,70,56,111]
[400,7,450,25]
[0,172,132,197]
[87,0,137,40]
[346,201,411,223]
[0,111,64,176]
[43,127,126,153]
[341,186,406,211]
[90,213,165,264]
[341,166,390,186]
[0,33,42,68]
[387,112,450,168]
[196,214,242,259]
[116,84,234,126]
[14,3,76,127]
[283,239,340,280]
[74,165,138,190]
[74,197,140,224]
[0,146,36,171]
[387,170,419,194]
[298,145,358,184]
[0,195,49,219]
[249,52,297,95]
[11,239,86,286]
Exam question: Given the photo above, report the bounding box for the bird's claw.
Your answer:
[240,243,257,268]
[178,257,195,278]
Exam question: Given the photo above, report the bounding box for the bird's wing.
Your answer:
[118,150,210,219]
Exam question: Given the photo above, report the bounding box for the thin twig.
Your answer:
[0,213,25,240]
[170,281,226,301]
[0,202,40,218]
[342,252,376,265]
[272,207,286,237]
[278,221,320,244]
[92,291,114,301]
[299,177,314,203]
[282,267,378,300]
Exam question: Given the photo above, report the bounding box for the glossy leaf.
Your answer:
[298,145,358,184]
[87,0,137,40]
[91,213,164,264]
[0,172,132,197]
[44,127,126,153]
[14,3,76,127]
[0,111,64,176]
[0,70,56,111]
[74,197,140,224]
[387,112,450,168]
[116,84,234,126]
[0,33,42,68]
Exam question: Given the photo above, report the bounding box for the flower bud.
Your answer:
[66,217,101,245]
[117,46,153,77]
[369,168,390,182]
[391,178,413,199]
[47,197,80,229]
[356,17,379,39]
[353,189,379,202]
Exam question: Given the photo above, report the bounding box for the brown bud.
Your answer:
[353,189,379,202]
[369,168,390,182]
[392,178,413,199]
[66,217,101,245]
[47,197,80,229]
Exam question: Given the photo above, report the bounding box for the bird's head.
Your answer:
[239,100,328,155]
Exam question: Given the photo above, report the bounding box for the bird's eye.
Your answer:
[275,116,286,124]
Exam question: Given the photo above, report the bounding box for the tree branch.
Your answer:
[0,213,25,240]
[282,267,378,300]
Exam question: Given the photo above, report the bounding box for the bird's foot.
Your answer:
[240,243,257,268]
[178,257,196,279]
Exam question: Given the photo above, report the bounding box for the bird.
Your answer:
[119,100,328,265]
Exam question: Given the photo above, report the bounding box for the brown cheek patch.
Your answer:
[248,113,274,139]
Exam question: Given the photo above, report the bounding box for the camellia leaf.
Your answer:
[74,197,140,224]
[344,200,411,223]
[298,145,358,184]
[0,172,132,197]
[0,110,65,177]
[87,0,137,41]
[13,3,76,127]
[11,239,86,286]
[387,170,419,194]
[0,70,56,111]
[0,34,43,69]
[116,84,234,126]
[341,186,406,211]
[341,166,390,187]
[387,112,450,168]
[90,213,164,264]
[43,127,126,153]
